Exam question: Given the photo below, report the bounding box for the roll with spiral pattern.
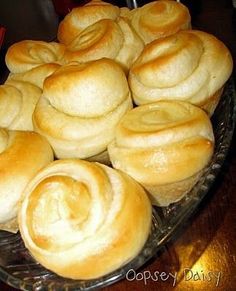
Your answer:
[18,159,152,279]
[5,40,65,89]
[57,0,120,45]
[108,100,215,206]
[63,17,144,72]
[128,0,191,44]
[5,40,65,73]
[129,30,233,115]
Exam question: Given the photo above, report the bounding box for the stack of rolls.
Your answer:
[0,0,233,282]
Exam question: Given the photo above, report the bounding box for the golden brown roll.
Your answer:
[33,58,132,161]
[129,30,233,116]
[57,0,120,45]
[18,159,152,279]
[6,63,61,89]
[0,129,53,232]
[108,101,215,206]
[5,40,65,74]
[62,18,144,72]
[129,0,191,44]
[0,80,41,130]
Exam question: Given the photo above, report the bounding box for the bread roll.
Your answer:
[0,80,41,130]
[0,129,53,232]
[108,101,215,206]
[6,63,61,89]
[129,0,191,44]
[33,58,132,161]
[5,40,65,74]
[57,0,120,45]
[18,159,152,279]
[63,18,144,72]
[129,30,233,115]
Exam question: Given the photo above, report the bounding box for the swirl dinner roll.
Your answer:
[33,58,132,162]
[63,17,144,72]
[5,40,65,89]
[0,129,53,232]
[129,0,191,44]
[0,80,41,130]
[108,101,215,206]
[129,30,233,115]
[5,40,65,74]
[57,0,120,45]
[18,159,152,279]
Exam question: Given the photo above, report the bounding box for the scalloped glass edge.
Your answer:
[0,77,235,291]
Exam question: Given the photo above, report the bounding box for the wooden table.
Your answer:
[0,0,235,290]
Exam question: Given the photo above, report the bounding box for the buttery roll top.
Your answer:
[129,30,233,115]
[5,40,65,74]
[0,80,41,130]
[63,18,144,71]
[18,159,152,279]
[129,0,191,44]
[33,58,132,160]
[108,101,214,206]
[57,0,120,45]
[0,129,53,231]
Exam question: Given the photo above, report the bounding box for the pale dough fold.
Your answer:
[0,80,41,130]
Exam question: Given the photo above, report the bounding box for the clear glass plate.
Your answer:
[0,77,235,291]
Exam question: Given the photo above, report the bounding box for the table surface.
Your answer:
[0,0,235,290]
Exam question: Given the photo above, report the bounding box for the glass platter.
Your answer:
[0,77,235,291]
